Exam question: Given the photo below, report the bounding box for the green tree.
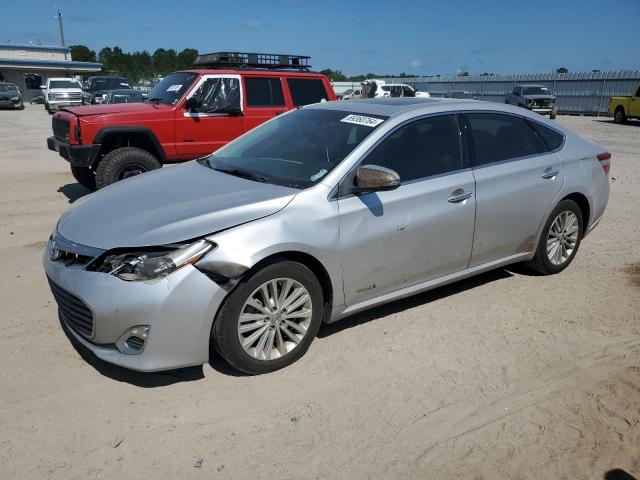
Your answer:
[177,48,199,70]
[70,44,96,62]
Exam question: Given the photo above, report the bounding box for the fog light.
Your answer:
[116,325,150,355]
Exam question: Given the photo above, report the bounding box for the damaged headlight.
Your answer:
[100,240,214,281]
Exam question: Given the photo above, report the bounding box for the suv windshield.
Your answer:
[201,108,388,189]
[523,86,551,95]
[88,77,130,90]
[146,72,198,105]
[0,84,18,93]
[49,80,81,89]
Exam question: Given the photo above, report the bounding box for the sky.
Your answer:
[1,0,639,76]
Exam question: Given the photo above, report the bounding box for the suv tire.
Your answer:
[212,261,324,375]
[525,199,583,275]
[95,147,161,189]
[70,166,96,190]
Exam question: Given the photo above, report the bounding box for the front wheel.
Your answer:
[525,199,583,275]
[212,261,324,374]
[70,166,96,190]
[94,147,161,189]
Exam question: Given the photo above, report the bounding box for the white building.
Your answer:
[0,43,102,101]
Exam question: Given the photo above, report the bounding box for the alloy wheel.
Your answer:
[546,211,579,266]
[237,278,313,361]
[118,163,147,180]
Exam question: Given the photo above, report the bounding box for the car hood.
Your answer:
[522,94,556,101]
[49,88,82,93]
[57,161,298,250]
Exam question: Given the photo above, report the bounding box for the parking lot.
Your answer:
[1,104,639,479]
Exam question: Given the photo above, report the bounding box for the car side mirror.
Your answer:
[354,165,401,193]
[185,96,201,112]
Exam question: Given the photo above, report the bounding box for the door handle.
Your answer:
[542,169,560,179]
[447,190,473,203]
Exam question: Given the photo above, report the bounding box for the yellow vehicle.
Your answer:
[609,85,640,123]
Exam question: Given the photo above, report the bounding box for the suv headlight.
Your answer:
[100,240,214,281]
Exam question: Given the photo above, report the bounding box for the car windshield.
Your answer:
[523,86,550,95]
[201,108,388,189]
[146,72,198,105]
[89,78,130,90]
[49,80,81,89]
[0,84,18,93]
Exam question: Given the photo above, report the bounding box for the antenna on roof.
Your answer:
[193,52,312,71]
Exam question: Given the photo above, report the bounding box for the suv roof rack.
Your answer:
[194,52,312,71]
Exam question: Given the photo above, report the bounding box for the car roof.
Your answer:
[181,69,327,78]
[306,97,558,121]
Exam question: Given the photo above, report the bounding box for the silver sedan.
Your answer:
[44,98,611,374]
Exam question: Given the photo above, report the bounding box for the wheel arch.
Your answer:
[245,251,334,322]
[560,192,590,235]
[93,127,166,166]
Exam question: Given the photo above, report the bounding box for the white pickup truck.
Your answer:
[42,78,83,114]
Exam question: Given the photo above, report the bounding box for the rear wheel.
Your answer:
[525,199,583,275]
[94,147,161,189]
[70,166,96,190]
[212,261,324,374]
[614,106,627,124]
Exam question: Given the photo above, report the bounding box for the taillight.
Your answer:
[597,152,611,174]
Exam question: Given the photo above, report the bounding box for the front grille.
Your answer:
[52,117,69,141]
[48,278,94,338]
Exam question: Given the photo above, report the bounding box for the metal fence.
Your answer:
[380,70,640,115]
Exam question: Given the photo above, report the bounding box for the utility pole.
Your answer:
[57,8,65,46]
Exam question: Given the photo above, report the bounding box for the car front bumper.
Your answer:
[47,136,100,168]
[47,100,83,111]
[43,240,228,372]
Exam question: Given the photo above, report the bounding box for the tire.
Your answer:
[70,166,96,190]
[45,103,51,114]
[94,147,161,189]
[614,106,627,124]
[550,109,557,120]
[212,261,324,374]
[525,199,583,275]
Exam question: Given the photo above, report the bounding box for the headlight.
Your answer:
[101,240,214,281]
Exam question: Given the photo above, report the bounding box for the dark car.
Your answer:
[103,89,144,104]
[82,76,131,105]
[0,82,24,109]
[505,84,557,119]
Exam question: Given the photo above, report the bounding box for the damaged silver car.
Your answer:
[44,98,610,374]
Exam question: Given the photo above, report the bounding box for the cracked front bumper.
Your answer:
[43,240,228,372]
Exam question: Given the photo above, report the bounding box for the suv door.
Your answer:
[464,112,565,267]
[174,75,244,158]
[629,86,640,117]
[338,114,475,306]
[243,76,288,132]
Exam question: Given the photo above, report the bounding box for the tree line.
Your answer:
[70,45,198,83]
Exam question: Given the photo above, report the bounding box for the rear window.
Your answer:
[528,120,564,151]
[286,78,328,106]
[245,77,284,107]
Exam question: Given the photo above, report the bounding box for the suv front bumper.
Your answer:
[47,100,83,111]
[43,239,228,372]
[47,136,100,167]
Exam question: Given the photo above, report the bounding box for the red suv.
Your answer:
[47,53,336,189]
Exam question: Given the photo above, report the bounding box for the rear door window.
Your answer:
[245,77,284,107]
[465,113,539,166]
[286,78,328,106]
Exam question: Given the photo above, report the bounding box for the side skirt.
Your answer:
[327,252,532,323]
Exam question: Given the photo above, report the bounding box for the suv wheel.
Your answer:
[95,147,161,189]
[614,106,627,124]
[525,199,583,275]
[212,261,324,374]
[70,166,96,190]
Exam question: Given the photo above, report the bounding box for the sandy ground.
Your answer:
[0,104,638,480]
